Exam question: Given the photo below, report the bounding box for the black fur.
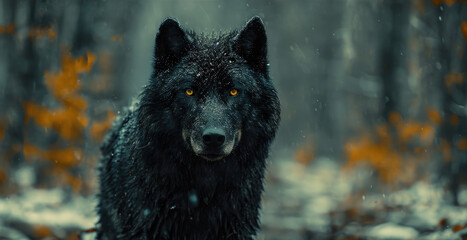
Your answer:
[97,17,280,240]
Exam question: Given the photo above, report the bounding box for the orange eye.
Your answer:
[185,89,194,96]
[230,89,238,96]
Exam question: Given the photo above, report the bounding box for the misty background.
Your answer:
[0,0,466,239]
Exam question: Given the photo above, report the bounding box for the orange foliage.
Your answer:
[90,110,115,143]
[398,122,423,142]
[345,128,403,184]
[67,175,82,192]
[432,0,458,4]
[33,225,53,238]
[294,141,314,166]
[345,110,439,184]
[0,23,14,34]
[66,233,80,240]
[444,72,464,87]
[23,142,82,168]
[458,138,467,150]
[396,120,435,145]
[24,103,88,141]
[24,52,95,141]
[0,124,3,139]
[111,35,123,42]
[462,22,467,40]
[438,218,449,228]
[450,114,460,126]
[0,168,6,183]
[28,26,57,40]
[413,0,425,14]
[426,108,442,125]
[388,112,402,125]
[21,51,100,193]
[452,224,466,232]
[440,139,452,162]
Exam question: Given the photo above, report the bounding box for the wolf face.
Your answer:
[140,17,272,162]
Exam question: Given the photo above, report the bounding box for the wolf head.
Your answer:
[138,17,279,162]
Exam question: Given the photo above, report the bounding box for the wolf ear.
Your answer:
[154,18,189,73]
[233,17,268,73]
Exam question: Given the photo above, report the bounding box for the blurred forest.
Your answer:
[0,0,466,239]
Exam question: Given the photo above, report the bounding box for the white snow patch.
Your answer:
[458,188,467,205]
[0,188,98,230]
[367,223,418,239]
[14,166,35,188]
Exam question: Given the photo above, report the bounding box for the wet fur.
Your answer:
[97,17,280,240]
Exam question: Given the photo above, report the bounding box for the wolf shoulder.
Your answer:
[100,99,140,156]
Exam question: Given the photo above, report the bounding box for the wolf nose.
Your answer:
[202,128,226,148]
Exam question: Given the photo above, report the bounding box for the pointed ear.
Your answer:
[233,17,268,73]
[154,18,189,73]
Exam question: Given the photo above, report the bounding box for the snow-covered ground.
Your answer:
[0,189,97,239]
[1,158,466,239]
[259,157,467,239]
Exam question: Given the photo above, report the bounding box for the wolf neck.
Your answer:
[141,138,267,192]
[136,141,265,239]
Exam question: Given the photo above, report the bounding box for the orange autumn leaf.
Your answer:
[23,143,41,157]
[462,22,467,40]
[24,103,89,140]
[450,114,460,126]
[444,72,464,87]
[66,233,80,240]
[0,23,14,34]
[90,110,116,143]
[42,148,83,168]
[345,134,402,184]
[67,174,82,192]
[0,124,3,139]
[413,147,422,154]
[376,124,389,139]
[294,141,314,166]
[111,35,123,42]
[438,218,449,228]
[432,0,457,4]
[24,52,95,141]
[23,142,82,168]
[440,139,452,162]
[28,26,57,40]
[44,52,95,99]
[419,125,435,143]
[426,108,442,125]
[398,122,423,142]
[0,168,6,183]
[413,0,425,14]
[345,111,438,184]
[33,225,53,238]
[458,138,467,150]
[389,111,402,125]
[452,224,466,233]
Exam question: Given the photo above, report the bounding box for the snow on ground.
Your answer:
[259,157,467,239]
[0,188,97,239]
[1,157,466,239]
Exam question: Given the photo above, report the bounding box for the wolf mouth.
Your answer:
[198,154,226,161]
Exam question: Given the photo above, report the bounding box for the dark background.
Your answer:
[0,0,466,239]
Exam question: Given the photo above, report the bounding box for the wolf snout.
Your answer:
[202,128,226,148]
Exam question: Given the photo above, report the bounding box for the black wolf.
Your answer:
[97,17,280,240]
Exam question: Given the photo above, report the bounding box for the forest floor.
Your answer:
[0,158,466,240]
